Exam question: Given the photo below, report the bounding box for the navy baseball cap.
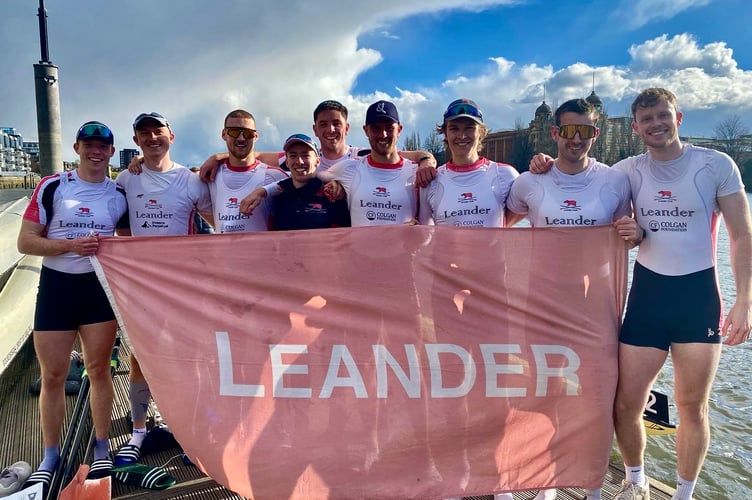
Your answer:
[133,112,170,131]
[76,121,114,144]
[365,100,400,125]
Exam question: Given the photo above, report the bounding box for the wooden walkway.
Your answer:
[0,335,676,499]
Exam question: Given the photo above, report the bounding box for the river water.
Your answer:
[1,189,749,497]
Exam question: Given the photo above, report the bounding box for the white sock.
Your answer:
[585,487,601,500]
[128,427,147,447]
[625,463,645,486]
[672,475,696,500]
[533,489,557,500]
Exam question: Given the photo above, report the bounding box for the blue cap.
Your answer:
[283,133,318,155]
[443,99,484,124]
[76,121,114,144]
[365,100,399,125]
[133,112,170,130]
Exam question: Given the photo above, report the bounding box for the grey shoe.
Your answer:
[0,461,32,497]
[614,479,651,500]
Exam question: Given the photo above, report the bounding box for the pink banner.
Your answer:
[93,225,627,499]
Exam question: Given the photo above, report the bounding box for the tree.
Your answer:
[402,131,422,152]
[713,115,751,170]
[422,130,446,165]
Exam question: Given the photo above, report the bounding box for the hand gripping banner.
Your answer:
[92,225,627,499]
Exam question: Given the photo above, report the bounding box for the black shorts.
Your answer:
[620,262,722,351]
[34,266,116,331]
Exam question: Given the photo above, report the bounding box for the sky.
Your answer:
[2,0,751,165]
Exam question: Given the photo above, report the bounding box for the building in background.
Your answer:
[119,148,139,170]
[0,128,31,172]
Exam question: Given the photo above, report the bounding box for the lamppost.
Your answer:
[33,0,63,176]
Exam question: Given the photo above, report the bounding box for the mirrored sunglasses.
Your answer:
[77,123,114,142]
[225,127,256,139]
[557,124,597,140]
[444,102,483,120]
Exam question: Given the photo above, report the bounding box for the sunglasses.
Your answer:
[557,124,597,140]
[444,103,483,121]
[77,123,114,142]
[225,127,256,139]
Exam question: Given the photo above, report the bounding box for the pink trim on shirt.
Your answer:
[367,155,404,169]
[226,160,260,172]
[447,157,489,173]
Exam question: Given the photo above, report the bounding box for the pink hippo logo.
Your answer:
[145,198,163,209]
[655,190,676,202]
[458,192,476,203]
[560,199,579,211]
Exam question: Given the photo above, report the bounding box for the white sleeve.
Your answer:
[505,172,532,215]
[317,159,357,197]
[189,175,213,213]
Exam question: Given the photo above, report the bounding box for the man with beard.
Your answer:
[507,98,631,500]
[207,109,288,233]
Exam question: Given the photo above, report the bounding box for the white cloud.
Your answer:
[628,33,738,76]
[610,0,712,30]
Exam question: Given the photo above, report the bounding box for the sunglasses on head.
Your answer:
[557,124,597,140]
[225,127,256,139]
[444,103,483,120]
[77,123,113,142]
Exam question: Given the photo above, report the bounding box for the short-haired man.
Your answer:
[309,99,365,172]
[271,133,351,230]
[208,109,288,233]
[114,112,213,466]
[315,100,422,225]
[507,98,631,500]
[19,122,129,489]
[508,98,631,228]
[610,88,752,500]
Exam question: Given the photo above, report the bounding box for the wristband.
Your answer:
[418,155,432,163]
